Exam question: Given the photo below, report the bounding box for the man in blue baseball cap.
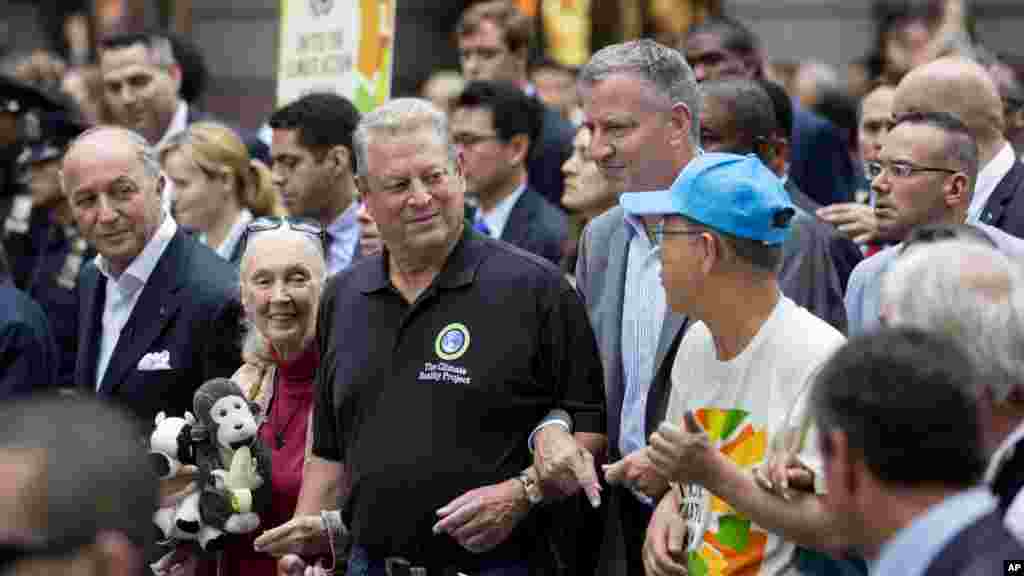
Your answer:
[625,152,848,576]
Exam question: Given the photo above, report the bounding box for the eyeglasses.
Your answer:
[865,160,959,180]
[451,133,500,149]
[239,217,328,257]
[651,220,705,247]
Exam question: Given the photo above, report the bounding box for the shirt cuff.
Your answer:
[528,411,573,453]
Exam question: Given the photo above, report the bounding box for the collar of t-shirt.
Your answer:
[479,184,526,239]
[968,142,1016,224]
[155,100,189,150]
[95,211,178,288]
[869,487,996,576]
[985,418,1024,485]
[357,221,481,295]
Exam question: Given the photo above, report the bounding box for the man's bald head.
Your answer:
[893,57,1005,150]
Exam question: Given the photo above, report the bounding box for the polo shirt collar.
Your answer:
[357,220,484,295]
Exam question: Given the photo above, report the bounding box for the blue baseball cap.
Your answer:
[619,152,795,246]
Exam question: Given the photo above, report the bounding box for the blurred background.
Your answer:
[3,0,1022,131]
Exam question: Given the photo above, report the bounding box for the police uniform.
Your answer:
[312,224,606,574]
[3,112,91,390]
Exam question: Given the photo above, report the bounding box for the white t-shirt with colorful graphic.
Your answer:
[665,296,845,576]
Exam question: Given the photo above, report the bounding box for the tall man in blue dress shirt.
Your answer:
[574,39,698,574]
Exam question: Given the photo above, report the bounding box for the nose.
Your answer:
[271,166,286,189]
[463,55,480,78]
[589,130,613,163]
[97,193,118,223]
[694,63,707,82]
[408,178,432,207]
[234,423,243,431]
[562,155,577,176]
[871,170,889,198]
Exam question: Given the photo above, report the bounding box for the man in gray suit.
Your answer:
[574,40,698,574]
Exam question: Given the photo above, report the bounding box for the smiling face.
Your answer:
[61,129,165,276]
[241,228,325,356]
[100,43,180,145]
[360,125,465,263]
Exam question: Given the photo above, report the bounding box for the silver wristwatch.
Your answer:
[518,469,544,505]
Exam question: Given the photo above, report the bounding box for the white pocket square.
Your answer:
[137,350,171,371]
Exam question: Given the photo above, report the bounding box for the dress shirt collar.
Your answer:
[155,100,189,150]
[479,183,526,239]
[327,200,359,240]
[95,211,178,287]
[970,142,1016,223]
[215,208,253,260]
[870,487,996,576]
[985,419,1024,485]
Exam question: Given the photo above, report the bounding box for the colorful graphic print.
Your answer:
[686,408,769,576]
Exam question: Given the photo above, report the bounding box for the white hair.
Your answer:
[881,239,1024,404]
[352,98,456,178]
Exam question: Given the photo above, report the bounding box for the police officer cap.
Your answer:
[16,111,88,167]
[0,75,64,116]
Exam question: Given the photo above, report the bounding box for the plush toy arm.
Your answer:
[198,488,235,530]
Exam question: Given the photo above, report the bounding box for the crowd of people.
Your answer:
[1,0,1024,575]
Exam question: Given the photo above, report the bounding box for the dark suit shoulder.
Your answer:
[177,233,240,302]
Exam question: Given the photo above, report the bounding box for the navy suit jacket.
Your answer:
[528,105,575,208]
[789,106,857,207]
[75,228,243,425]
[0,279,57,398]
[980,158,1024,239]
[502,186,568,265]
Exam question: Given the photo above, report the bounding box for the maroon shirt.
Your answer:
[220,342,319,575]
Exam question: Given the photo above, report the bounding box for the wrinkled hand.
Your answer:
[253,515,327,557]
[277,554,334,576]
[150,545,199,576]
[602,447,670,500]
[433,480,530,553]
[643,487,689,576]
[753,451,815,501]
[648,412,717,486]
[816,203,878,244]
[532,425,601,507]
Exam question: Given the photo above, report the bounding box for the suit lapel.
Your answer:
[500,188,532,246]
[76,265,105,392]
[602,220,630,453]
[98,231,188,395]
[982,161,1024,228]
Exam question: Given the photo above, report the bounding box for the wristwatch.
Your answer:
[517,469,544,506]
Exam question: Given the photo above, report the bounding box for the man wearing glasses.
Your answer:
[617,153,846,576]
[845,110,1024,336]
[60,126,242,424]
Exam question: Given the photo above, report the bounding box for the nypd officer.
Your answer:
[4,111,92,390]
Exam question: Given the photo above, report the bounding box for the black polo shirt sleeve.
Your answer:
[539,278,605,435]
[312,272,343,462]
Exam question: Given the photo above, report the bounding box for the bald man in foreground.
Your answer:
[61,126,242,424]
[892,56,1024,238]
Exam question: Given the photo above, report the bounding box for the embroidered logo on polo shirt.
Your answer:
[435,323,470,361]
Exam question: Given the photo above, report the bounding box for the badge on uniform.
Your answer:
[435,323,470,361]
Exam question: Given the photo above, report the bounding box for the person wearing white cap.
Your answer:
[623,153,847,576]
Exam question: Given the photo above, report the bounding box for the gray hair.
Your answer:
[579,39,701,144]
[352,98,456,179]
[881,239,1024,404]
[60,125,162,193]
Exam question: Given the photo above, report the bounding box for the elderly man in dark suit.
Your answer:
[452,80,567,265]
[574,40,696,575]
[61,126,242,424]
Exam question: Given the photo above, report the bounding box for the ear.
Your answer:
[668,102,693,148]
[507,133,530,167]
[699,231,719,275]
[944,172,969,209]
[825,429,860,500]
[167,63,183,95]
[328,145,351,176]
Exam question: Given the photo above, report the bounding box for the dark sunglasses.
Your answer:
[239,217,328,256]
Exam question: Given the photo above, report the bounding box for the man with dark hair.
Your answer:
[455,0,575,208]
[699,78,860,331]
[99,32,187,148]
[845,110,1024,335]
[811,327,1024,574]
[682,17,857,207]
[623,153,846,576]
[0,394,159,575]
[268,92,362,275]
[0,242,57,398]
[451,80,567,264]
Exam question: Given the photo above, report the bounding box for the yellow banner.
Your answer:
[276,0,396,113]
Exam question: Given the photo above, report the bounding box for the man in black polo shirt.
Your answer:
[294,98,606,575]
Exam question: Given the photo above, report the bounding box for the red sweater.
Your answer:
[220,342,319,575]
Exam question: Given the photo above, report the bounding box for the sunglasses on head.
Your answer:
[239,217,328,256]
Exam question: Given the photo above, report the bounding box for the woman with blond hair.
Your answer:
[160,122,284,264]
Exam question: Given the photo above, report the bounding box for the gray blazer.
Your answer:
[575,206,688,459]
